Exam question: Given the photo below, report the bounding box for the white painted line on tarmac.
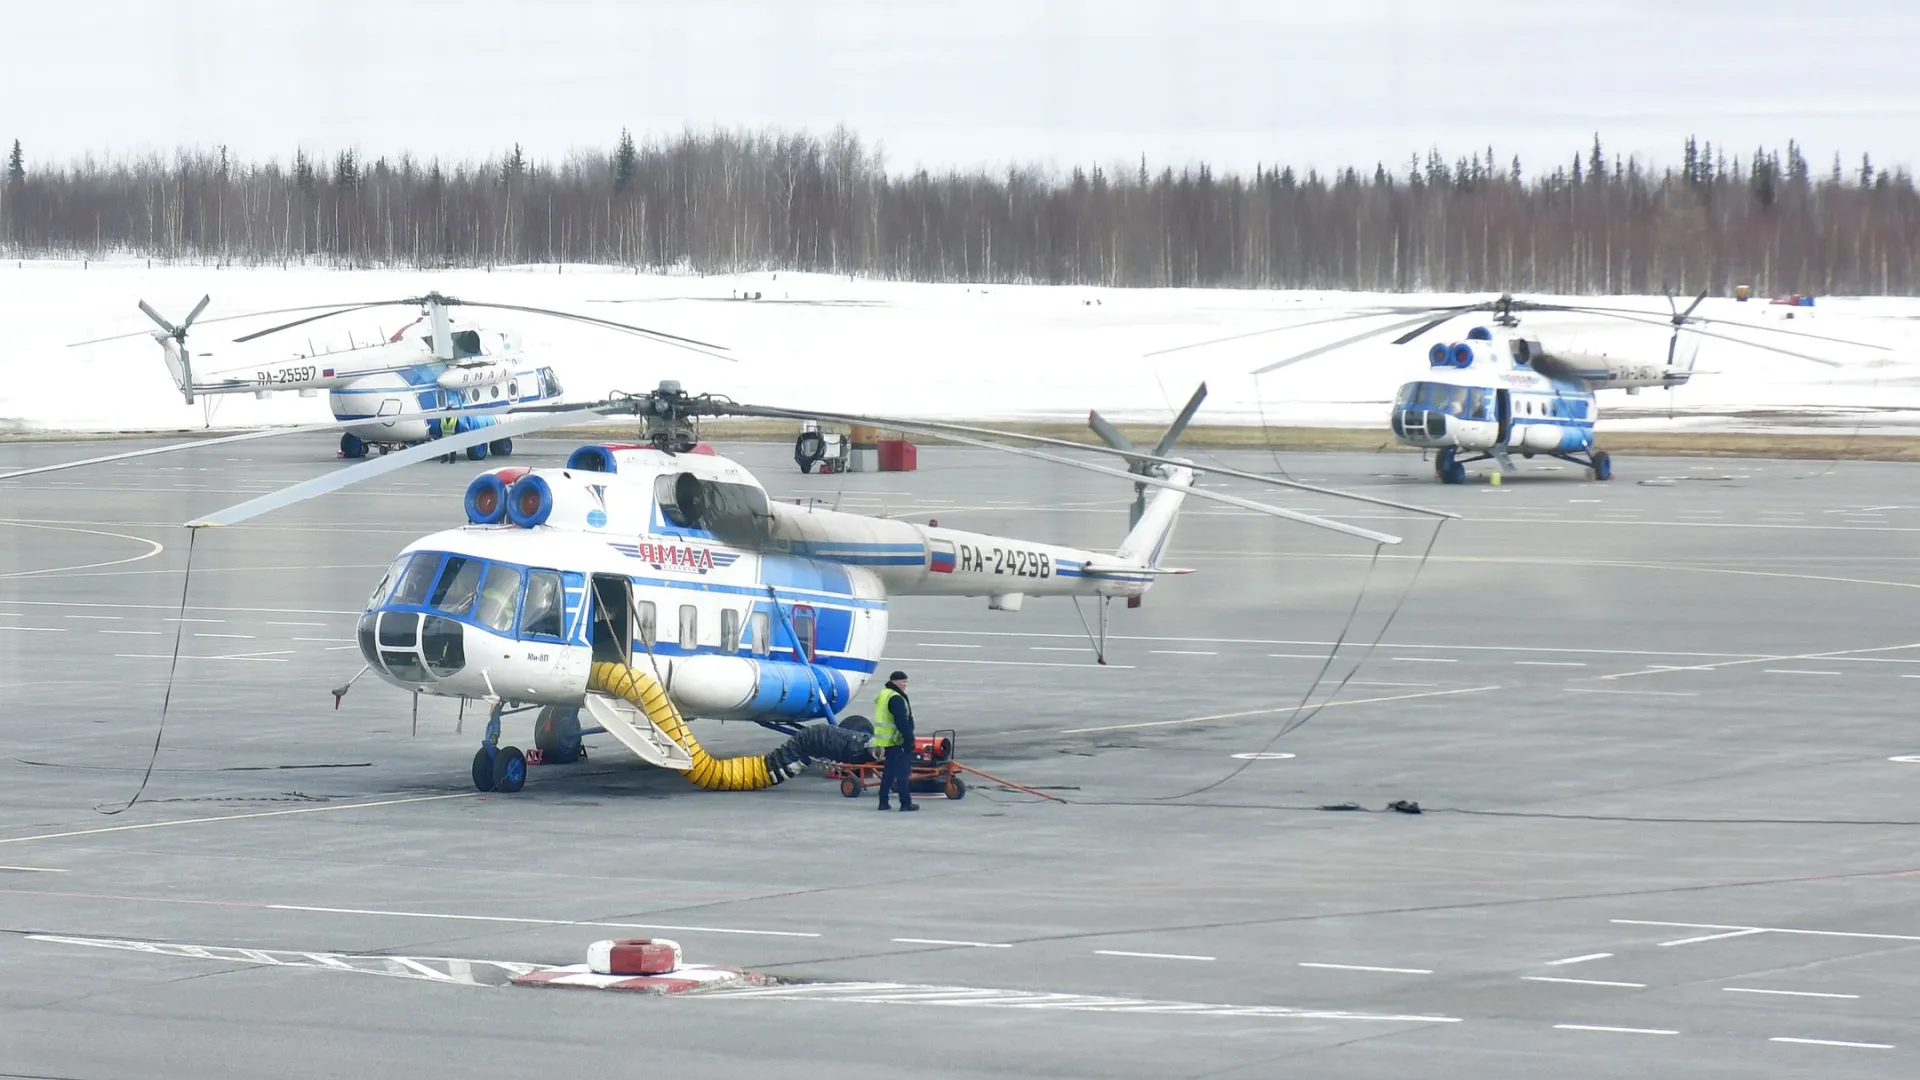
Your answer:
[0,792,480,846]
[268,904,822,938]
[0,626,66,632]
[1095,950,1215,962]
[696,981,1465,1023]
[1030,647,1084,652]
[1615,919,1920,944]
[1762,669,1843,676]
[265,621,328,627]
[1393,657,1456,663]
[1770,1037,1893,1049]
[1299,962,1432,974]
[1515,661,1585,667]
[894,657,1133,670]
[893,938,1011,949]
[1524,976,1646,988]
[1152,650,1218,656]
[163,617,224,623]
[0,865,66,873]
[1659,928,1768,947]
[1544,953,1613,966]
[1725,987,1859,1000]
[194,633,256,639]
[912,643,980,649]
[1268,653,1332,659]
[1566,688,1698,697]
[292,638,354,643]
[1555,1024,1677,1036]
[97,629,161,635]
[63,614,122,620]
[1065,685,1502,734]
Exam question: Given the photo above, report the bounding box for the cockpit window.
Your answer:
[429,556,483,616]
[475,565,523,632]
[1397,381,1494,422]
[365,556,409,610]
[522,570,565,639]
[391,554,443,606]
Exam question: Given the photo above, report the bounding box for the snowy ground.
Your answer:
[3,258,1918,435]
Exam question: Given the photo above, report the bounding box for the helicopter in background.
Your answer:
[72,292,727,460]
[1150,290,1892,483]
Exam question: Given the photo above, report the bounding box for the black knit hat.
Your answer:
[888,670,908,681]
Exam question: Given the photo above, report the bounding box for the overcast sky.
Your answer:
[11,0,1918,178]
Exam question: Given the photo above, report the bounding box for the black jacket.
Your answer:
[885,682,915,744]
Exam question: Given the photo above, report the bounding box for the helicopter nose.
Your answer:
[357,609,466,682]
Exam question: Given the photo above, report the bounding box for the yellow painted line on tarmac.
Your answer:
[1062,685,1503,734]
[0,792,479,847]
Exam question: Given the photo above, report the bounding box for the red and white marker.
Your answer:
[586,938,683,977]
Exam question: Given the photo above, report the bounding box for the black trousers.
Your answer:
[879,744,913,807]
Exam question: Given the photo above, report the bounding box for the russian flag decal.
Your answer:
[321,368,334,377]
[929,539,956,574]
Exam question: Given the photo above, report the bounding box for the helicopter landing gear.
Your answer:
[1589,451,1612,482]
[339,433,367,459]
[466,442,490,462]
[1434,448,1467,485]
[488,438,514,457]
[471,701,527,793]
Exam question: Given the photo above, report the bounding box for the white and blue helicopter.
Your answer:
[2,381,1452,797]
[73,292,726,460]
[1154,291,1889,485]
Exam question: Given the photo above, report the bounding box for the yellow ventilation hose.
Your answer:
[589,660,781,791]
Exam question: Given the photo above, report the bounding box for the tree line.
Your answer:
[1,129,1916,295]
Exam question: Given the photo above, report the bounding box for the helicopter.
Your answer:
[70,292,728,461]
[2,379,1454,797]
[1148,291,1893,484]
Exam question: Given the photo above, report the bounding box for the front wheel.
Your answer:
[471,747,496,792]
[533,706,582,764]
[466,442,489,462]
[340,433,367,459]
[1591,451,1612,482]
[840,776,862,798]
[489,438,513,457]
[492,746,527,793]
[945,775,967,801]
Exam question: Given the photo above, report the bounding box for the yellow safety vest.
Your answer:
[440,416,458,437]
[872,686,906,747]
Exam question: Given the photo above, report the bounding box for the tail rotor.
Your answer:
[140,295,211,404]
[1088,382,1207,528]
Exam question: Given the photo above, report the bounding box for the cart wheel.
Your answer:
[839,776,862,798]
[945,775,966,800]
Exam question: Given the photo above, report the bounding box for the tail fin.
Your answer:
[1113,463,1193,569]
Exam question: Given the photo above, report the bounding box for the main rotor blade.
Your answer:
[1677,289,1708,322]
[1143,308,1414,358]
[455,302,731,356]
[1151,383,1209,459]
[732,404,1402,545]
[1252,312,1461,375]
[186,407,616,528]
[233,303,390,343]
[1553,304,1890,351]
[728,402,1444,530]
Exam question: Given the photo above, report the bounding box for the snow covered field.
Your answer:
[3,258,1918,436]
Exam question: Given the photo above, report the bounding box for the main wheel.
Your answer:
[838,715,873,736]
[340,433,367,459]
[839,776,862,798]
[945,775,967,801]
[471,747,496,792]
[492,745,527,793]
[489,438,514,457]
[466,442,489,462]
[1444,461,1466,484]
[1435,448,1465,484]
[1591,451,1613,481]
[532,706,583,764]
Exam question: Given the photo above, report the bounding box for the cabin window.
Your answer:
[635,600,657,647]
[475,565,522,632]
[750,612,771,656]
[521,570,566,639]
[678,605,699,650]
[792,606,816,661]
[391,554,442,606]
[721,609,742,652]
[430,556,483,616]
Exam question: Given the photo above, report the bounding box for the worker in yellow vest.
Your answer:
[870,670,917,811]
[436,415,458,464]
